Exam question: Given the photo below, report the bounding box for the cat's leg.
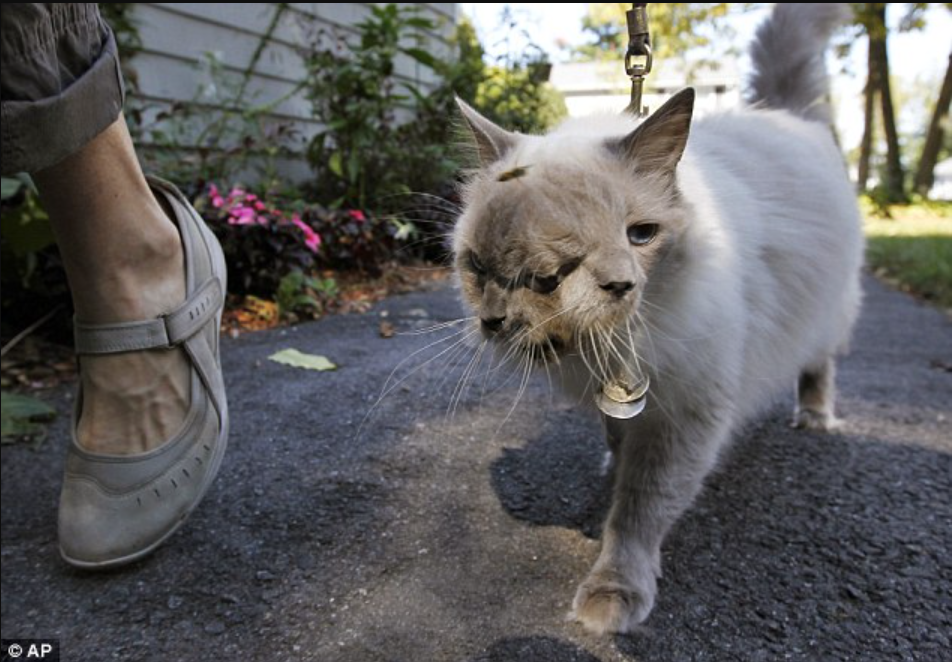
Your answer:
[573,411,728,634]
[793,357,840,431]
[600,420,622,476]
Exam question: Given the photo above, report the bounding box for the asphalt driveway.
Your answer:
[2,275,950,661]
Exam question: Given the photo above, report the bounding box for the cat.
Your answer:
[450,3,863,635]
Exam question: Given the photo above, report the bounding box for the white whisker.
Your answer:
[398,316,476,336]
[355,327,480,440]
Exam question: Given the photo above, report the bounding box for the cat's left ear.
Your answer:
[456,97,519,166]
[608,87,695,175]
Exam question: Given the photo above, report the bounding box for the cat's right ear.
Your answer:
[456,98,518,166]
[608,87,695,176]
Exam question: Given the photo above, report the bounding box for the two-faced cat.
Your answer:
[451,3,863,634]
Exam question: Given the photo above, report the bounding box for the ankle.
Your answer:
[71,202,185,323]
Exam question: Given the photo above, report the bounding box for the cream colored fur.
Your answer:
[451,3,862,634]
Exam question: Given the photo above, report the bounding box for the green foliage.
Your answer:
[302,5,566,212]
[99,4,143,57]
[301,207,402,274]
[391,17,490,197]
[864,201,952,307]
[302,4,443,210]
[447,18,486,105]
[0,178,53,259]
[276,271,339,320]
[196,184,320,297]
[196,182,402,304]
[863,185,901,218]
[572,3,749,62]
[0,178,68,340]
[466,8,566,135]
[1,392,56,447]
[475,64,566,135]
[124,5,296,190]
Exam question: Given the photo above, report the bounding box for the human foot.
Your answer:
[33,118,191,455]
[73,197,190,454]
[59,177,229,567]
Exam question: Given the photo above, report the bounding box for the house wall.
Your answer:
[127,3,457,182]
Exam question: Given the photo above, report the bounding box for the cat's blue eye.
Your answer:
[627,223,659,247]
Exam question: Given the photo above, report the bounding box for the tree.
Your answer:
[913,51,952,196]
[572,3,749,63]
[857,39,878,192]
[871,7,906,202]
[850,3,946,200]
[855,4,907,202]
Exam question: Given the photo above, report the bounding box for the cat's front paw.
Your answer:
[792,408,841,432]
[571,569,656,635]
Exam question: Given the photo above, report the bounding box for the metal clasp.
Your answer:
[624,4,653,117]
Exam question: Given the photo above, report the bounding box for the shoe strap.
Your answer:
[73,278,223,355]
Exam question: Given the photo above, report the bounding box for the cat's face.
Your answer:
[452,90,695,366]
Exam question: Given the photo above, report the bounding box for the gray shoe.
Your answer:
[58,177,229,569]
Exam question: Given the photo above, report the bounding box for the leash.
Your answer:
[624,3,653,116]
[596,3,654,420]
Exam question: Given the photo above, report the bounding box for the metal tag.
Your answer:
[596,374,650,419]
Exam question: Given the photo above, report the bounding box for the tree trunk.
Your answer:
[857,42,878,193]
[869,4,907,203]
[913,51,952,196]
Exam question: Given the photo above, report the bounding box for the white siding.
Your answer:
[128,3,457,182]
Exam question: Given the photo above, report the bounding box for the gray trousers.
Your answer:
[1,3,124,175]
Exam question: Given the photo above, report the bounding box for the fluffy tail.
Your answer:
[747,3,851,124]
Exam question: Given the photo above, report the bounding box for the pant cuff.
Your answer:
[1,29,125,175]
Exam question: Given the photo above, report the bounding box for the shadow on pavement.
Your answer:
[489,407,611,540]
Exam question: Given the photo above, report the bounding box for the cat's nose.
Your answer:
[600,280,635,298]
[481,316,506,334]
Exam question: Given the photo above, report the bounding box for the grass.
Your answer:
[863,199,952,311]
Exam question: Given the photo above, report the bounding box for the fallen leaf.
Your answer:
[268,348,337,371]
[227,295,280,332]
[379,321,395,338]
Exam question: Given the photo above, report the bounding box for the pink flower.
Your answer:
[208,184,225,208]
[292,216,322,253]
[227,205,258,226]
[348,209,366,222]
[254,201,266,211]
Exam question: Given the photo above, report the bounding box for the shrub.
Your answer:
[301,6,566,212]
[298,206,401,274]
[0,178,70,343]
[195,184,320,297]
[469,8,567,135]
[195,183,403,300]
[301,4,444,211]
[475,63,567,135]
[275,270,340,321]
